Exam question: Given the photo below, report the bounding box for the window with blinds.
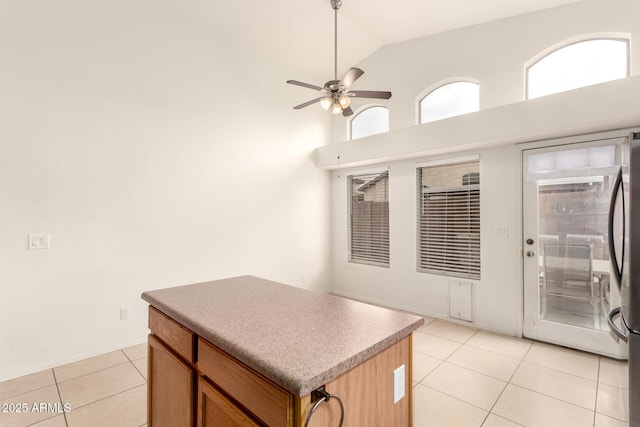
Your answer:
[417,161,480,279]
[348,170,390,267]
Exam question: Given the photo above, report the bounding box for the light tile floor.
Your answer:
[0,344,148,427]
[0,317,630,426]
[413,317,629,427]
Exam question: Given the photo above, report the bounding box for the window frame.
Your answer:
[525,35,630,100]
[416,157,481,280]
[347,168,390,268]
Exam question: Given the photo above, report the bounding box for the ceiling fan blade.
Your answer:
[339,68,364,89]
[287,80,324,91]
[342,106,354,117]
[350,90,392,100]
[293,97,326,110]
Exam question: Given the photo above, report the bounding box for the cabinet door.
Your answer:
[148,334,195,427]
[198,377,261,427]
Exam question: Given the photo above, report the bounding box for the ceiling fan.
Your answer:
[286,0,392,117]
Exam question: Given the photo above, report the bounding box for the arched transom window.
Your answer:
[350,106,389,140]
[527,38,629,99]
[419,81,479,124]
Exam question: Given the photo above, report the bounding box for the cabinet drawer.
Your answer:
[149,306,194,363]
[197,338,293,427]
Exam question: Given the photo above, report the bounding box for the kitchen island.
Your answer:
[141,275,424,426]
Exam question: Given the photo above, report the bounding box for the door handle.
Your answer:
[608,167,624,290]
[607,307,628,343]
[526,251,535,257]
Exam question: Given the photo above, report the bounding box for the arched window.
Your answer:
[419,81,479,124]
[527,38,629,99]
[350,106,389,140]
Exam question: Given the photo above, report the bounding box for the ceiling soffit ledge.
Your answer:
[315,75,640,170]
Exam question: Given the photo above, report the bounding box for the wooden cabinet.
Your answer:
[148,306,195,363]
[198,337,294,426]
[148,305,413,427]
[198,377,260,427]
[147,334,195,427]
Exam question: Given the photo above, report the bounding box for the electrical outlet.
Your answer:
[28,234,51,250]
[120,307,129,320]
[393,365,405,404]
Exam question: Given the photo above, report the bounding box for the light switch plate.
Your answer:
[28,234,50,250]
[393,365,405,404]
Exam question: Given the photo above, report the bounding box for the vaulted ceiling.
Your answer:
[192,0,584,80]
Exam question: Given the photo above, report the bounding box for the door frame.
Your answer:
[516,128,633,357]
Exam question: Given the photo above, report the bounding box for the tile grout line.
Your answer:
[454,329,535,362]
[420,328,533,384]
[511,342,600,412]
[591,358,630,424]
[51,368,70,427]
[443,328,515,427]
[130,359,148,382]
[418,383,493,415]
[416,328,518,425]
[3,349,146,400]
[593,356,601,427]
[121,349,133,363]
[0,383,55,402]
[468,340,629,424]
[504,383,602,419]
[443,359,513,384]
[462,329,514,426]
[480,338,534,426]
[121,347,147,364]
[56,359,135,385]
[443,333,526,383]
[122,346,149,382]
[414,357,447,385]
[427,328,481,373]
[53,353,147,421]
[61,383,147,413]
[520,358,600,383]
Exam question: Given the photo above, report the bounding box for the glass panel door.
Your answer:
[522,135,627,358]
[537,176,610,330]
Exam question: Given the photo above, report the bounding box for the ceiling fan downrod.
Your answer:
[331,0,341,81]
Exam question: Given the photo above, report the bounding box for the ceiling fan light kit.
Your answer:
[287,0,392,117]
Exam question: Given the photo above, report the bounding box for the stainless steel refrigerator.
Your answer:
[608,131,640,425]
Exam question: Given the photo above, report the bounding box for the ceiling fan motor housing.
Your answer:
[324,80,345,93]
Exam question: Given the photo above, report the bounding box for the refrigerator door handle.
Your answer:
[607,307,628,343]
[608,167,624,290]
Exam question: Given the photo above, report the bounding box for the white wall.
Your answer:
[331,147,520,335]
[331,0,640,142]
[328,0,640,335]
[0,0,331,381]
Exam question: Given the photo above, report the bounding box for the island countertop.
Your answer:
[141,275,424,397]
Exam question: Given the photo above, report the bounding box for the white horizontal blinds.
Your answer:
[418,160,480,279]
[348,171,390,267]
